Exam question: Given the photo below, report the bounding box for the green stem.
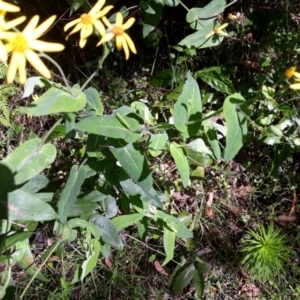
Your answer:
[177,0,189,12]
[39,53,74,96]
[20,241,62,299]
[224,0,238,9]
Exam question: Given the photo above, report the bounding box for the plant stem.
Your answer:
[39,53,74,96]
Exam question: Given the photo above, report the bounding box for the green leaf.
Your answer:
[170,142,189,187]
[67,199,99,217]
[170,263,195,294]
[19,86,86,116]
[162,224,175,266]
[196,67,235,95]
[81,239,100,281]
[75,115,140,143]
[110,141,153,191]
[20,174,49,194]
[84,87,103,116]
[18,245,49,282]
[163,0,179,6]
[90,214,123,250]
[0,138,56,185]
[8,190,57,221]
[143,1,163,38]
[204,126,221,160]
[193,262,205,298]
[103,195,118,218]
[223,93,248,161]
[173,72,202,136]
[0,232,33,252]
[111,213,144,231]
[186,0,226,29]
[179,24,224,49]
[57,165,88,224]
[149,133,168,157]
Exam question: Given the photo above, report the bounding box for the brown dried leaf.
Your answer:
[154,260,168,276]
[205,207,214,217]
[240,283,260,299]
[105,257,113,269]
[173,192,190,205]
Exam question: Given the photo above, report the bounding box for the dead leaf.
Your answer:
[205,207,214,217]
[239,283,260,299]
[105,257,113,269]
[173,192,190,205]
[207,192,214,207]
[276,215,296,223]
[154,260,168,276]
[290,190,297,215]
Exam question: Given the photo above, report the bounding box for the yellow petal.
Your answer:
[23,15,40,36]
[285,67,296,78]
[18,53,27,84]
[96,32,114,46]
[218,23,229,30]
[80,24,93,40]
[66,23,83,39]
[205,31,214,39]
[25,49,51,79]
[94,5,113,18]
[7,51,21,83]
[101,16,112,29]
[29,40,65,52]
[293,71,300,79]
[218,30,228,36]
[115,35,122,50]
[123,32,136,54]
[64,18,81,32]
[122,17,135,31]
[0,41,7,61]
[79,38,87,48]
[4,16,26,30]
[0,31,18,40]
[31,15,57,40]
[290,83,300,90]
[115,12,123,27]
[93,19,106,36]
[89,0,105,16]
[0,1,20,12]
[120,36,129,60]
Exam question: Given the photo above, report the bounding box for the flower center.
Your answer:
[12,34,28,52]
[213,28,219,34]
[112,26,124,36]
[81,13,91,25]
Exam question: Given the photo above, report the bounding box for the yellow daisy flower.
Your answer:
[0,11,26,61]
[64,0,113,48]
[285,66,300,79]
[0,15,65,84]
[206,23,229,39]
[0,0,21,12]
[96,12,136,60]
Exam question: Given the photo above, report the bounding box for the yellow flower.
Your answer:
[64,0,113,48]
[285,66,300,79]
[0,15,65,84]
[0,0,21,12]
[206,23,229,39]
[97,12,136,60]
[0,11,26,61]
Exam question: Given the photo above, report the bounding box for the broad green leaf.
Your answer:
[140,1,156,13]
[170,143,189,187]
[155,211,193,238]
[84,87,103,116]
[19,86,86,116]
[57,165,88,223]
[0,138,56,185]
[162,224,175,266]
[22,76,47,98]
[173,72,202,136]
[81,239,100,281]
[183,146,213,167]
[75,115,140,143]
[223,93,248,161]
[186,0,226,29]
[179,23,224,49]
[196,67,235,95]
[170,263,195,294]
[67,199,99,217]
[8,190,57,221]
[163,0,179,6]
[149,133,168,157]
[204,126,221,160]
[67,218,89,229]
[18,245,48,282]
[103,195,118,218]
[131,101,155,125]
[143,1,163,38]
[111,213,145,231]
[90,214,123,250]
[120,180,162,208]
[193,264,205,298]
[110,141,153,191]
[0,232,32,252]
[20,174,49,194]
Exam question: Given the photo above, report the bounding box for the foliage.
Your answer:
[240,225,292,282]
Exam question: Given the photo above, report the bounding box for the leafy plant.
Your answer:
[240,225,291,282]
